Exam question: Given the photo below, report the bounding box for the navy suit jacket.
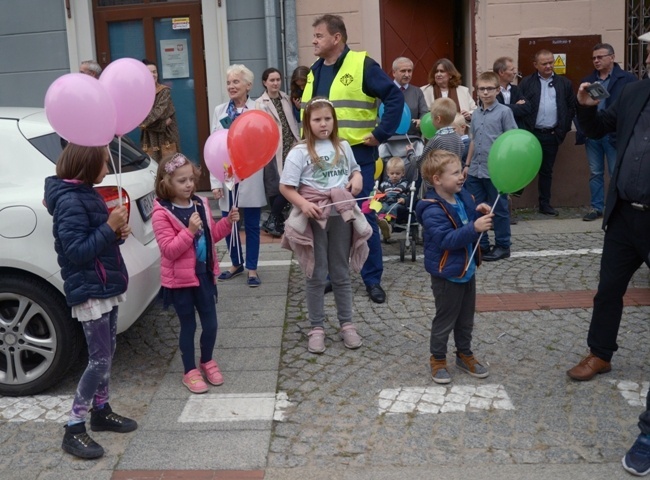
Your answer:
[574,63,637,144]
[496,83,532,128]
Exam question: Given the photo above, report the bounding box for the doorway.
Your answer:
[379,0,458,87]
[93,1,210,188]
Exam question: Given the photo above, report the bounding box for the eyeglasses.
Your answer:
[592,54,613,61]
[477,87,497,92]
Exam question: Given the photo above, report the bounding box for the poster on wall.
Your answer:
[161,39,189,79]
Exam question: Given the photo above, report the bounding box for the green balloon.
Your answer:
[420,112,437,139]
[487,129,542,194]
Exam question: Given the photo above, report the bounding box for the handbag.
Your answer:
[161,142,178,157]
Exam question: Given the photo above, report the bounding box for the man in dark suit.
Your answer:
[566,37,650,478]
[493,56,531,126]
[519,49,575,216]
[392,57,428,136]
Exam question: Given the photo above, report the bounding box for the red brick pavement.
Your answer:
[476,288,650,312]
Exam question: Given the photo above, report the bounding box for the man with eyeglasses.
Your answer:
[576,43,637,222]
[519,49,575,216]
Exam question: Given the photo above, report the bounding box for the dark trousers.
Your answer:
[69,307,118,423]
[587,202,650,361]
[269,194,289,218]
[639,389,650,435]
[171,271,218,373]
[429,275,476,357]
[533,131,560,208]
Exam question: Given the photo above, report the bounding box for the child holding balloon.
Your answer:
[463,71,518,262]
[152,153,239,394]
[415,149,493,384]
[279,97,371,354]
[44,144,136,459]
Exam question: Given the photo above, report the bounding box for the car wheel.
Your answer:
[0,274,82,396]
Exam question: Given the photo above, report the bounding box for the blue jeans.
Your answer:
[465,176,511,249]
[359,162,383,286]
[222,206,261,271]
[585,136,617,212]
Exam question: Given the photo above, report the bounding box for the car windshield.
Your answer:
[29,133,151,173]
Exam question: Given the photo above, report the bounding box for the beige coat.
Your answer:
[254,91,299,172]
[421,84,477,114]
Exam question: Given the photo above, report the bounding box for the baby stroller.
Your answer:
[376,134,424,262]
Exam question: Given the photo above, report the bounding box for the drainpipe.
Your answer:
[264,0,279,71]
[283,0,298,75]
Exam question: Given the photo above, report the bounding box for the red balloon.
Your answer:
[227,110,280,180]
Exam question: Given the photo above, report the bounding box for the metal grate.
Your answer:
[626,0,650,78]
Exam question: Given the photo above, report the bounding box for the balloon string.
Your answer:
[107,145,122,206]
[117,137,123,205]
[320,194,374,209]
[229,186,242,268]
[465,193,501,271]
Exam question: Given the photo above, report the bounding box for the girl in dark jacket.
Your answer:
[44,144,136,460]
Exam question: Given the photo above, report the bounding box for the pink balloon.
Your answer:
[204,129,239,185]
[44,73,116,146]
[100,58,156,136]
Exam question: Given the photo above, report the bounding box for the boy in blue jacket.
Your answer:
[415,149,493,384]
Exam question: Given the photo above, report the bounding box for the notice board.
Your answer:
[518,35,602,92]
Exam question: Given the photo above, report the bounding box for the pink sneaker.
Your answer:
[340,323,362,349]
[307,327,326,353]
[200,359,224,386]
[182,369,208,394]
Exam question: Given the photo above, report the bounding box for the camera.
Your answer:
[585,83,610,101]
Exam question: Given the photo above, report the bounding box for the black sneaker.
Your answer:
[62,423,104,459]
[623,433,650,476]
[262,214,282,237]
[90,403,138,433]
[582,209,602,222]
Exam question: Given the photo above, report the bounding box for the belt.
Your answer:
[623,200,650,211]
[631,202,650,211]
[534,127,555,134]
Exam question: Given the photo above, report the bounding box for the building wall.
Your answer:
[475,0,627,74]
[0,0,69,107]
[296,0,382,68]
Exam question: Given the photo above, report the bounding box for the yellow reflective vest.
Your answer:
[301,50,377,146]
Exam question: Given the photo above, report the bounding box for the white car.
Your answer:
[0,107,161,396]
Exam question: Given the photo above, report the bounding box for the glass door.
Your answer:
[94,1,210,188]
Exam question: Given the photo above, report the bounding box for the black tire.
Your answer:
[0,274,82,396]
[399,240,405,262]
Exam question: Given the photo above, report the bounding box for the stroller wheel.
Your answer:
[410,227,418,262]
[399,239,406,262]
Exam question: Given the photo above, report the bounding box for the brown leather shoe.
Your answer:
[567,353,611,381]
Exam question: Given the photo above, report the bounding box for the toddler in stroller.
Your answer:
[376,134,424,261]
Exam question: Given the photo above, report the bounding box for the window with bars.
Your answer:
[626,0,650,78]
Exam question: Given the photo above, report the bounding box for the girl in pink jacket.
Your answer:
[152,153,239,393]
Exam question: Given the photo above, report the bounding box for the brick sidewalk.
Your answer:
[476,288,650,312]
